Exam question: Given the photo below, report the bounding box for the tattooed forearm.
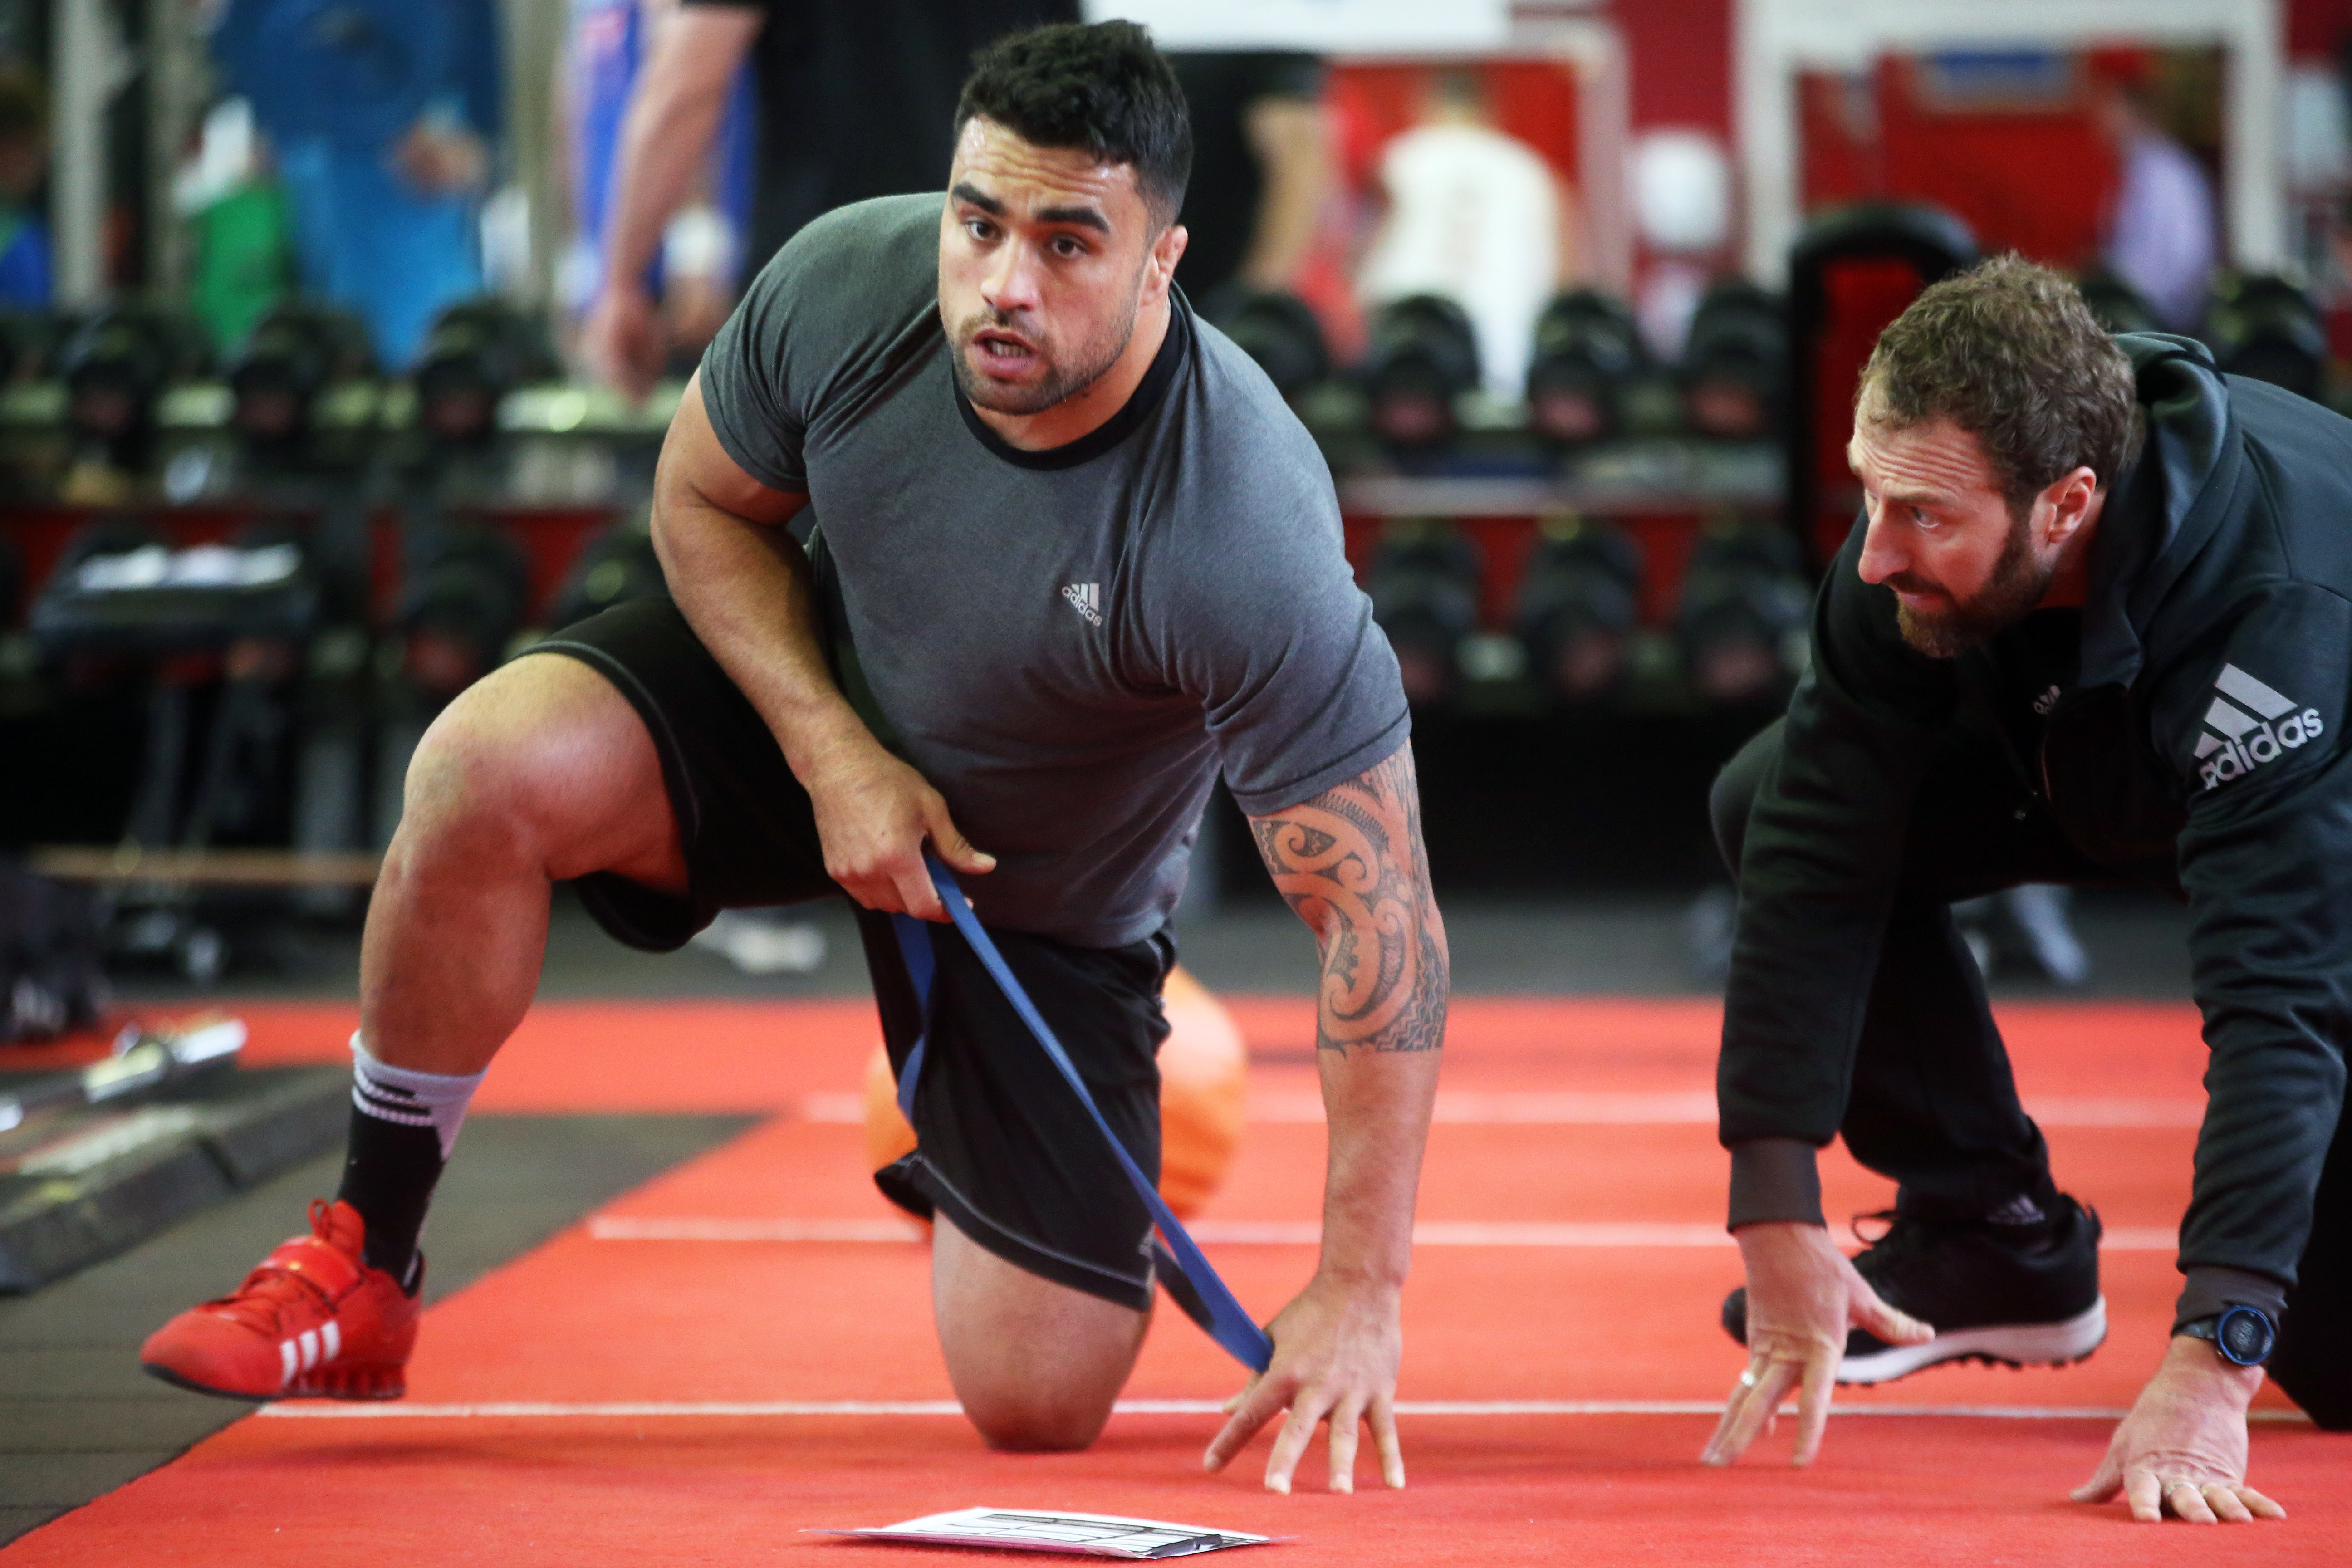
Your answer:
[1249,743,1450,1053]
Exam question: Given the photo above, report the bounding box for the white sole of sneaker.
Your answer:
[1837,1297,2107,1385]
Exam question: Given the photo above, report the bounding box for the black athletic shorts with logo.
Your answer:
[527,597,1171,1312]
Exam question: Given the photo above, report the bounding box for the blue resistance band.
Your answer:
[889,853,1275,1374]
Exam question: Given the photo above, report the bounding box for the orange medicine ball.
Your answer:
[860,964,1247,1219]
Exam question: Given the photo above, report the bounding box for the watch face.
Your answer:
[2219,1308,2274,1364]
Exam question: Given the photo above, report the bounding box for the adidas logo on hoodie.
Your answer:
[2195,664,2324,790]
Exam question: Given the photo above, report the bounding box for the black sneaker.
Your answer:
[1720,1195,2106,1383]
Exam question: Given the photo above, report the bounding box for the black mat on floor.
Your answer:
[0,1112,754,1546]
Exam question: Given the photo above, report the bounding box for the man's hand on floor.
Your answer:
[1702,1220,1932,1468]
[2072,1335,2285,1522]
[1203,1273,1405,1494]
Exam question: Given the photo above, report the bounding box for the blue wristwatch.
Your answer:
[2180,1304,2276,1367]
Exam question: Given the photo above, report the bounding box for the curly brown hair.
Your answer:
[1860,255,2143,519]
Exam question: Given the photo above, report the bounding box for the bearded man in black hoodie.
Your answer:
[1701,256,2349,1523]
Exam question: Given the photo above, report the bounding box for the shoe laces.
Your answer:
[206,1199,341,1334]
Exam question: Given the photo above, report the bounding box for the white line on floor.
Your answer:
[583,1216,2181,1250]
[252,1399,2312,1423]
[793,1093,2201,1128]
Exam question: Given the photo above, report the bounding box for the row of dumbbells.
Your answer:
[1216,283,1786,454]
[1214,264,2342,461]
[1363,515,1813,711]
[0,296,559,486]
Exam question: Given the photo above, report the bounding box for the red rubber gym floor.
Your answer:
[8,997,2347,1564]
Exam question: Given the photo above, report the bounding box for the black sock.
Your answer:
[337,1104,444,1291]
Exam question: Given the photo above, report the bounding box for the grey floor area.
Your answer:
[113,882,2199,1005]
[0,1114,750,1547]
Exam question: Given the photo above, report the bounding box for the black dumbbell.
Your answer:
[1516,517,1643,701]
[1362,295,1480,450]
[1526,291,1642,447]
[1681,282,1785,441]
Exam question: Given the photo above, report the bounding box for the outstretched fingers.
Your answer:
[2070,1450,2125,1505]
[2234,1485,2288,1520]
[1788,1350,1839,1467]
[1702,1355,1800,1466]
[1264,1382,1343,1494]
[1323,1396,1366,1494]
[1851,1285,1935,1347]
[1371,1393,1406,1489]
[1204,1375,1285,1475]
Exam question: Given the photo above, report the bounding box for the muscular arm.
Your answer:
[648,377,990,916]
[1205,741,1446,1493]
[587,4,763,394]
[1253,742,1446,1274]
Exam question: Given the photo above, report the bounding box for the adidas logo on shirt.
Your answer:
[2195,663,2324,790]
[1061,581,1103,627]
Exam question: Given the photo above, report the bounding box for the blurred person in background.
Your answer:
[212,0,502,368]
[555,0,755,372]
[0,65,49,308]
[2095,69,2216,333]
[1166,52,1331,311]
[1355,69,1575,398]
[583,0,1074,398]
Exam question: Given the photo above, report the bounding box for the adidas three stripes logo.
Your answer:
[278,1320,342,1387]
[2195,663,2325,791]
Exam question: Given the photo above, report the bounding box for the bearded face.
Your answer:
[1885,505,2057,657]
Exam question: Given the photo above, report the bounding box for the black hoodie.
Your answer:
[1721,335,2352,1328]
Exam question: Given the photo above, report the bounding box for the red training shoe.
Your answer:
[141,1198,418,1400]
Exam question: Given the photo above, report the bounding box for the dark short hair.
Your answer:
[1861,255,2143,518]
[956,21,1191,224]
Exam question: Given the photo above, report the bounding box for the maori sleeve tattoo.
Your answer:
[1248,744,1450,1054]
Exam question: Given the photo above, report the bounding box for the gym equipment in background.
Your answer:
[538,516,667,636]
[1785,203,1976,564]
[1364,520,1483,707]
[410,299,557,449]
[1675,515,1813,707]
[0,309,64,385]
[56,307,214,475]
[2206,273,2328,404]
[1524,290,1642,447]
[1514,517,1643,704]
[0,1019,245,1122]
[1361,294,1481,451]
[29,515,333,981]
[1205,291,1330,402]
[226,304,375,457]
[0,864,104,1044]
[2074,270,2162,336]
[0,527,20,628]
[1680,281,1787,442]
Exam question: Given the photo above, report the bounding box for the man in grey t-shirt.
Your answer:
[142,22,1448,1498]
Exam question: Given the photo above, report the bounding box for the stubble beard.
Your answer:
[950,303,1143,416]
[1891,510,2054,658]
[947,284,1142,417]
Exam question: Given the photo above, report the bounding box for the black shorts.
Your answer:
[527,597,1172,1311]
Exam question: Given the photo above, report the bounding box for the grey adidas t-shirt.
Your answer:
[697,194,1408,947]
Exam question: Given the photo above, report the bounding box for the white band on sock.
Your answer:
[350,1033,486,1161]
